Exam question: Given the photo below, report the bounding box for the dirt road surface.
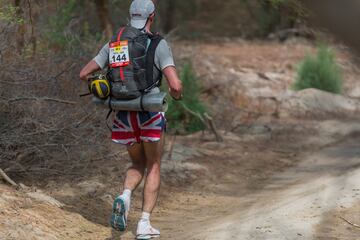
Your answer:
[1,124,360,240]
[178,137,360,240]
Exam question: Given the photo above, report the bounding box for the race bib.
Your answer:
[109,40,130,67]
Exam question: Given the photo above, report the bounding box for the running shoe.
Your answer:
[136,220,160,239]
[110,195,128,231]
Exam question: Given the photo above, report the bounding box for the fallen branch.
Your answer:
[178,102,223,142]
[52,63,77,80]
[8,168,78,176]
[0,63,77,85]
[7,97,77,105]
[4,162,31,178]
[167,135,176,161]
[178,101,206,125]
[74,113,93,128]
[204,113,223,142]
[0,168,18,188]
[0,80,51,85]
[339,216,360,229]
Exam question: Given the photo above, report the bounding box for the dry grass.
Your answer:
[0,24,123,183]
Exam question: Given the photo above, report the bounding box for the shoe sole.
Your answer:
[136,234,160,240]
[110,197,126,231]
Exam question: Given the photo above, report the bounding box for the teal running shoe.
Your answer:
[110,196,127,231]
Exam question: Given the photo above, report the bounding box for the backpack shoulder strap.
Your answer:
[110,26,126,43]
[145,34,163,91]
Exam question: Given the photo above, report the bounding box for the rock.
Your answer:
[348,86,360,98]
[246,86,276,98]
[164,144,202,162]
[26,191,64,208]
[19,183,30,190]
[249,125,271,135]
[77,180,105,195]
[280,88,360,118]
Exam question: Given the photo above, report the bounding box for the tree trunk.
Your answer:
[14,0,26,54]
[94,0,113,39]
[259,0,278,36]
[27,0,37,56]
[163,0,176,33]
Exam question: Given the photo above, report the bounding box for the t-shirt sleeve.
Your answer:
[93,43,109,69]
[155,39,175,70]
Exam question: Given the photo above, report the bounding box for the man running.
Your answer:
[79,0,182,239]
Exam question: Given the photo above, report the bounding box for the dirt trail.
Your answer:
[180,137,360,240]
[2,40,360,240]
[2,135,359,240]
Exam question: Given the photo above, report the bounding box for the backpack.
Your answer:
[107,26,163,100]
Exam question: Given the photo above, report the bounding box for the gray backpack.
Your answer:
[107,26,163,100]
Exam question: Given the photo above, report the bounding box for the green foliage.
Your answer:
[166,63,207,134]
[270,0,289,7]
[0,4,24,24]
[294,45,343,94]
[41,0,107,55]
[43,0,85,54]
[257,1,281,37]
[237,0,304,38]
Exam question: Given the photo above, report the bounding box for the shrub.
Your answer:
[165,63,207,134]
[0,4,24,24]
[42,0,103,55]
[294,45,343,94]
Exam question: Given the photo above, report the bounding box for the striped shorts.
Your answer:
[112,111,166,146]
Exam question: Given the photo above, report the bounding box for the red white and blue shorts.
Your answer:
[112,111,166,146]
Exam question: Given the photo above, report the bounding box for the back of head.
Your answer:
[129,0,155,30]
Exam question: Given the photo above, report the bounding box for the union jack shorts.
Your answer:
[112,111,166,146]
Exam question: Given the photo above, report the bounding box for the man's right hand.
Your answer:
[169,88,183,101]
[79,60,101,81]
[163,66,183,100]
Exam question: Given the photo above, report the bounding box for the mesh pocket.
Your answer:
[134,69,147,90]
[132,55,146,71]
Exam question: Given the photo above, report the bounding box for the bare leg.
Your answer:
[111,144,146,232]
[123,143,146,191]
[142,137,164,213]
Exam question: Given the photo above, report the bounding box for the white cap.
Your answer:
[129,0,155,29]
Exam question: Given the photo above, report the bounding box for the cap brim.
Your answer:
[130,19,147,29]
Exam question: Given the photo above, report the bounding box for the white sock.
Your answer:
[140,212,150,222]
[122,189,132,200]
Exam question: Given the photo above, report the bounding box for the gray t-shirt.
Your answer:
[94,39,175,71]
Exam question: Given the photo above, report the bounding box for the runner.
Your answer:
[79,0,182,239]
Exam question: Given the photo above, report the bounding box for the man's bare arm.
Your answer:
[163,66,182,100]
[79,60,101,81]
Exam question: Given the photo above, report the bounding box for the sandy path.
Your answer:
[182,137,360,240]
[1,136,359,240]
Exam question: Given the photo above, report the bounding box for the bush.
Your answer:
[165,63,207,134]
[294,45,343,94]
[43,0,103,56]
[0,4,24,24]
